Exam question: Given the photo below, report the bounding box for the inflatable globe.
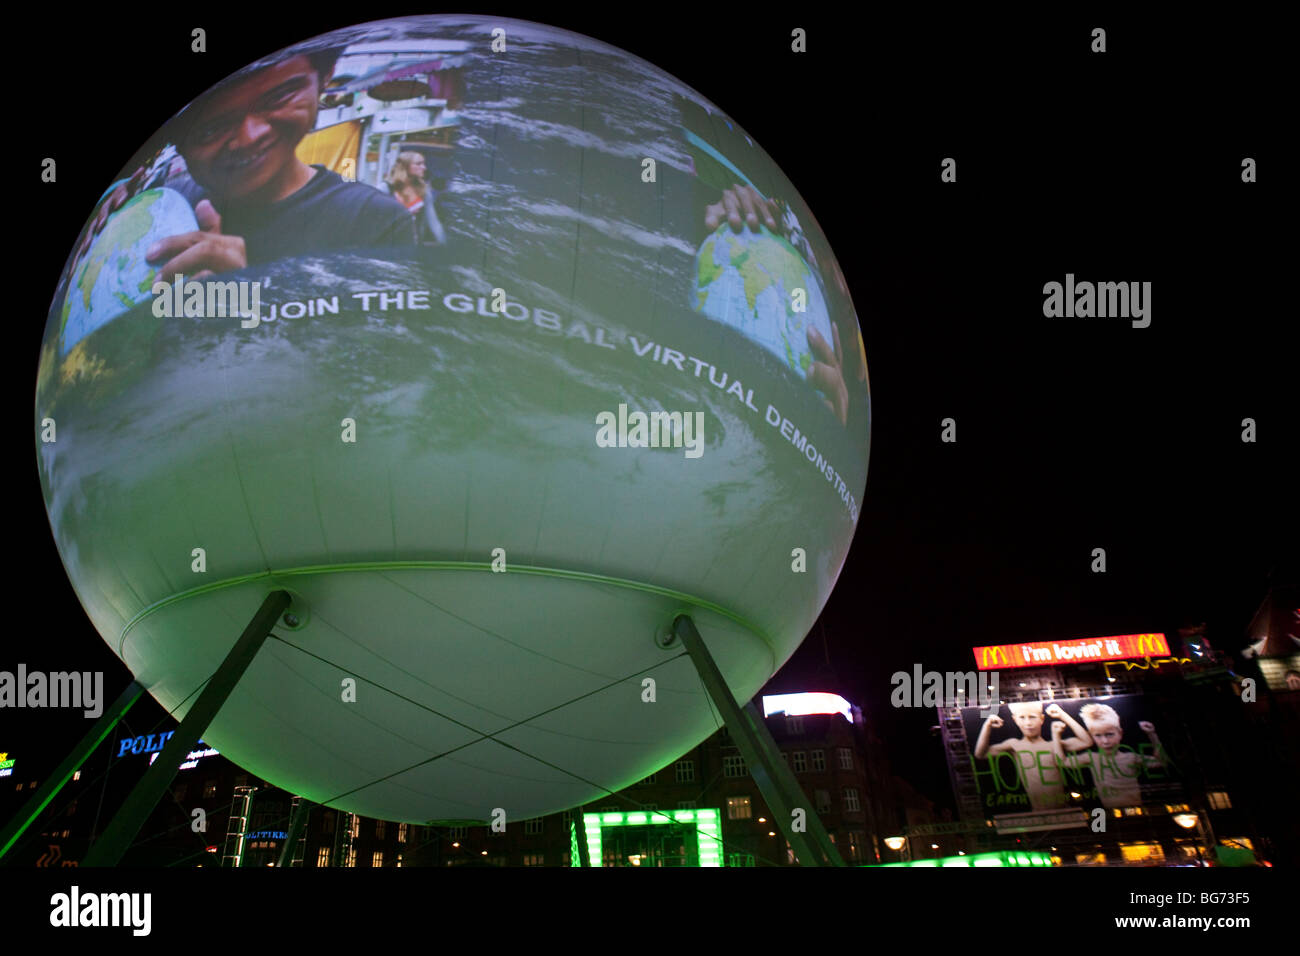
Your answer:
[35,15,870,825]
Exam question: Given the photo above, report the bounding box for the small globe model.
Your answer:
[58,189,198,355]
[694,223,834,376]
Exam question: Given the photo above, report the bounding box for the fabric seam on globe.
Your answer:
[115,561,779,666]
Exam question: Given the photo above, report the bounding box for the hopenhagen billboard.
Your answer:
[957,695,1184,823]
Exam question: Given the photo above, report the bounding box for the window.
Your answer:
[779,752,788,764]
[792,752,807,773]
[523,853,545,866]
[344,847,357,868]
[525,818,544,835]
[396,854,403,868]
[727,853,755,867]
[815,789,831,813]
[677,801,696,810]
[398,823,407,843]
[837,748,853,771]
[323,813,335,833]
[372,851,384,868]
[640,772,658,785]
[811,750,825,772]
[174,784,187,802]
[1207,791,1232,810]
[203,780,217,798]
[316,848,330,867]
[375,820,386,839]
[72,770,81,782]
[726,796,752,820]
[847,832,862,862]
[843,788,861,812]
[786,716,804,734]
[349,815,360,838]
[1119,842,1165,864]
[675,760,695,783]
[723,755,746,778]
[450,826,467,839]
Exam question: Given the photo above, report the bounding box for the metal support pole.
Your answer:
[83,590,291,867]
[673,614,845,866]
[278,796,313,868]
[0,680,144,862]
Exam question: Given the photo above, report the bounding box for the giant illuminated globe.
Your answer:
[35,16,870,824]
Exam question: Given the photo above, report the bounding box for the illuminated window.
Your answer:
[1123,807,1144,816]
[811,750,826,772]
[344,847,357,868]
[525,818,544,835]
[1222,836,1254,850]
[837,748,853,771]
[523,854,545,866]
[792,752,807,773]
[72,770,81,782]
[1075,851,1107,865]
[349,815,360,839]
[203,780,217,798]
[1119,842,1165,864]
[398,823,407,843]
[727,796,752,820]
[316,848,330,867]
[640,772,658,785]
[723,755,747,778]
[396,854,403,867]
[372,851,383,868]
[847,832,862,862]
[727,853,755,867]
[815,789,831,813]
[843,788,861,812]
[786,716,804,734]
[1207,791,1232,809]
[675,760,695,783]
[1165,804,1190,814]
[375,820,386,839]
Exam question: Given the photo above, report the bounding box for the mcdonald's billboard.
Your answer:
[972,634,1169,671]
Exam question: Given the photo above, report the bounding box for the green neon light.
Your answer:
[581,810,724,867]
[873,850,1052,868]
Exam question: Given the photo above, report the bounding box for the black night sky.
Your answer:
[14,8,1291,817]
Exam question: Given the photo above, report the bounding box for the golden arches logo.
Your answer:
[979,646,1008,668]
[1135,634,1164,656]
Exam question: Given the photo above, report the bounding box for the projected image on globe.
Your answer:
[36,17,870,828]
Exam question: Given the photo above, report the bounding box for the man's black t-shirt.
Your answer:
[172,164,416,265]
